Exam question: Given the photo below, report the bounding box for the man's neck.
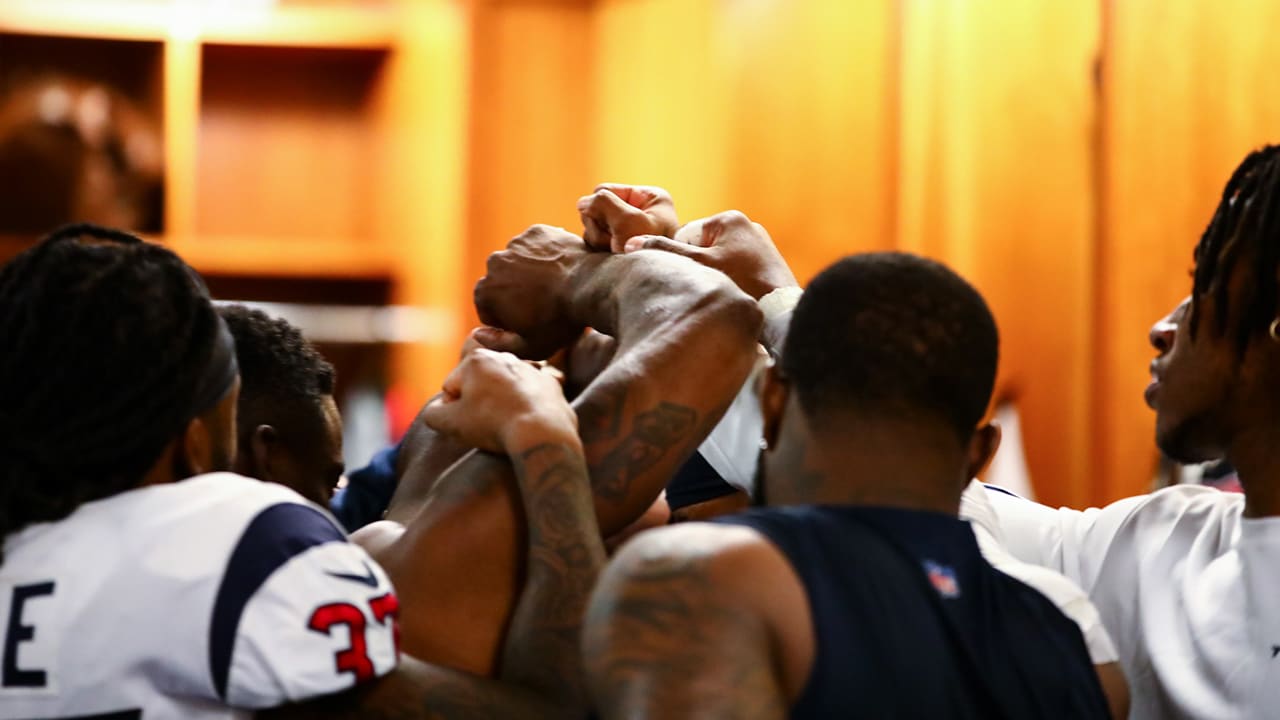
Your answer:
[1228,422,1280,518]
[768,412,965,516]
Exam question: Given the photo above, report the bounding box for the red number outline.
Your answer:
[308,593,399,683]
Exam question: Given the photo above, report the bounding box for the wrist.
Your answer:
[500,410,582,456]
[758,286,802,358]
[758,285,803,319]
[564,251,617,331]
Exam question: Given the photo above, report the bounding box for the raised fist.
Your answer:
[625,210,798,300]
[474,224,590,359]
[577,183,679,253]
[422,348,576,454]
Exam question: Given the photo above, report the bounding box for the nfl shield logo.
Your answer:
[923,560,961,599]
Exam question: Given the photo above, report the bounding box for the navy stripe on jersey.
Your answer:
[982,484,1023,499]
[208,502,346,699]
[17,711,141,720]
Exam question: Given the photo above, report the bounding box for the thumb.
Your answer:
[420,394,457,435]
[625,234,705,260]
[473,326,532,356]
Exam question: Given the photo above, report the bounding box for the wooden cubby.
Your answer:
[0,0,468,411]
[196,45,385,241]
[0,32,164,115]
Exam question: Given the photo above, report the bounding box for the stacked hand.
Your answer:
[474,224,591,360]
[578,184,679,253]
[626,210,797,301]
[471,185,797,365]
[579,183,798,300]
[422,348,577,455]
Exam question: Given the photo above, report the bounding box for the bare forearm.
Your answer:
[567,251,763,534]
[386,401,474,524]
[257,655,561,720]
[567,250,755,345]
[500,431,605,711]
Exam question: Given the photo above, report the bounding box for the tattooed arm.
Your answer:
[421,348,605,711]
[582,523,811,719]
[475,224,765,534]
[362,226,761,677]
[266,349,605,719]
[257,653,560,720]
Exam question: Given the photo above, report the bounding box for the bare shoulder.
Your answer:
[591,522,814,703]
[605,522,794,594]
[584,522,812,718]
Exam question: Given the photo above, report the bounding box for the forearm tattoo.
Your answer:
[501,442,605,708]
[588,400,697,501]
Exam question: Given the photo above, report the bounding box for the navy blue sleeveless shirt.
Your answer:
[716,506,1111,719]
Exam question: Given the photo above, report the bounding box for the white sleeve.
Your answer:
[697,361,766,495]
[757,287,801,358]
[983,484,1149,594]
[208,502,399,709]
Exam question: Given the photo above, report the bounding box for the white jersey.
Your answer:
[0,473,399,719]
[987,484,1280,719]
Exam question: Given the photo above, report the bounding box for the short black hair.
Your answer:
[1189,144,1280,354]
[782,252,999,441]
[0,223,223,554]
[218,304,335,452]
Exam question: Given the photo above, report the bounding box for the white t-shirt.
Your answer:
[0,473,399,719]
[987,484,1280,719]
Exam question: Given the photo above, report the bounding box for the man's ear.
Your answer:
[965,423,1002,480]
[760,364,790,451]
[179,416,213,478]
[248,424,279,483]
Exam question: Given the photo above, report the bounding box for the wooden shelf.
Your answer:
[0,233,391,278]
[0,1,398,49]
[0,0,466,402]
[0,2,171,42]
[165,235,392,278]
[199,4,398,50]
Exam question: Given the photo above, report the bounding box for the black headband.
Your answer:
[185,313,239,420]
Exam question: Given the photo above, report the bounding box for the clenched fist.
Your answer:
[474,224,590,359]
[577,184,679,253]
[625,210,798,301]
[421,348,577,454]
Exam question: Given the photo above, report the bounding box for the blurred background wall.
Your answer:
[2,0,1277,506]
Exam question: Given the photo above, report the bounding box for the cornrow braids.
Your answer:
[1189,145,1280,355]
[0,224,222,560]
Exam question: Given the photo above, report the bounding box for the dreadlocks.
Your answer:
[1190,144,1280,354]
[0,224,225,560]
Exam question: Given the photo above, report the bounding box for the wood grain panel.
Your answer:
[466,0,596,333]
[897,0,1100,508]
[196,44,385,240]
[371,0,472,407]
[1097,0,1280,501]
